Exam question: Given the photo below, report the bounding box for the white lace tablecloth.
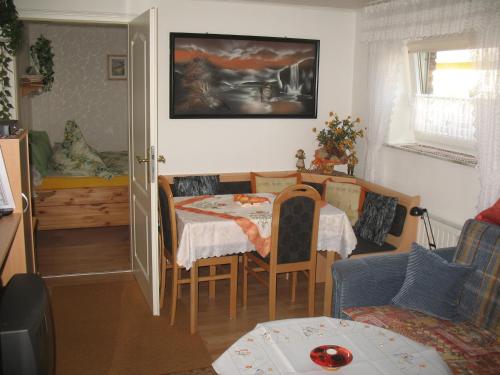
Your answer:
[212,316,452,375]
[173,193,356,269]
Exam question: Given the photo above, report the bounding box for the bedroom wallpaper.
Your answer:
[27,22,128,152]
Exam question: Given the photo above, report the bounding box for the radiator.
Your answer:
[416,215,462,248]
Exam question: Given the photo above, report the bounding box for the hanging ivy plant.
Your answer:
[0,0,24,120]
[30,35,54,92]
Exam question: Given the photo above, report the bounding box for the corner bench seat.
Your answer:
[343,305,500,375]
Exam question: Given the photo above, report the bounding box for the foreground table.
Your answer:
[173,193,357,315]
[212,316,451,374]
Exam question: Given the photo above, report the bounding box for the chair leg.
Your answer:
[290,271,298,303]
[242,254,248,308]
[307,268,316,317]
[269,272,277,321]
[160,256,167,309]
[229,256,238,320]
[209,265,216,299]
[190,262,199,334]
[170,266,179,326]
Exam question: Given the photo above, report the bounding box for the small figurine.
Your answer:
[295,149,306,171]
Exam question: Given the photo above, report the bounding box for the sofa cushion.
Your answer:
[392,243,474,320]
[453,219,500,335]
[354,191,398,246]
[475,199,500,226]
[343,305,500,375]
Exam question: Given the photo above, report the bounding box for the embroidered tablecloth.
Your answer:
[212,316,452,374]
[173,193,356,269]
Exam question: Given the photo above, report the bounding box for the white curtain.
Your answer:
[364,41,405,183]
[361,0,500,211]
[474,1,500,210]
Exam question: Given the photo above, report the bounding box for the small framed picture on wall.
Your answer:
[108,55,127,80]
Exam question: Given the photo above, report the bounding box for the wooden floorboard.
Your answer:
[36,226,131,276]
[167,270,327,360]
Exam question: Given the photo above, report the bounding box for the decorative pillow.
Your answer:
[392,243,474,320]
[323,179,365,225]
[354,191,397,245]
[250,172,300,193]
[51,120,112,179]
[173,175,219,197]
[28,130,53,176]
[475,199,500,226]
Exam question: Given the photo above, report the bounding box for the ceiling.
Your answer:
[210,0,375,9]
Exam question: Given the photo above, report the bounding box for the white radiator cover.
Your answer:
[416,215,462,249]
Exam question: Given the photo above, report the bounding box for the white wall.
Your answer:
[22,22,128,151]
[351,10,480,226]
[17,0,357,174]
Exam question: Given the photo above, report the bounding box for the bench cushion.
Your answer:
[344,305,500,375]
[354,192,398,246]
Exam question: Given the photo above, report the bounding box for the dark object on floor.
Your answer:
[0,273,55,375]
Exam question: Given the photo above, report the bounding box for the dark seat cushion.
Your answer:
[354,192,398,246]
[350,234,397,256]
[173,175,219,197]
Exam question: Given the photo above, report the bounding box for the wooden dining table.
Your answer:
[173,193,357,315]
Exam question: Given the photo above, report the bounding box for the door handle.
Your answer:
[21,193,29,213]
[158,155,166,163]
[136,156,150,164]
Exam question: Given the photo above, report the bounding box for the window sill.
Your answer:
[385,143,477,167]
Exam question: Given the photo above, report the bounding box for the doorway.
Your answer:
[18,21,131,277]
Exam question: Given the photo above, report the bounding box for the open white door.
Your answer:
[129,8,159,315]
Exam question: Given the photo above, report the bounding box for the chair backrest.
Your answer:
[173,175,219,197]
[269,184,321,265]
[158,176,178,261]
[250,172,301,194]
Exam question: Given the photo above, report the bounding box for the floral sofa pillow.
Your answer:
[52,120,112,179]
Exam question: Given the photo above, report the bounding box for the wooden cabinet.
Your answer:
[0,131,35,284]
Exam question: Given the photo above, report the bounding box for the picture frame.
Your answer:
[108,55,127,80]
[170,33,320,119]
[0,147,15,214]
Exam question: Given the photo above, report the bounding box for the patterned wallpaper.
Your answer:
[27,22,128,151]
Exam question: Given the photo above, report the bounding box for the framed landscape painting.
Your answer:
[170,33,319,119]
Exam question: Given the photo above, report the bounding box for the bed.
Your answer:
[30,126,129,231]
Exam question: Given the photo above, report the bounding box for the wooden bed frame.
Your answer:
[34,183,129,230]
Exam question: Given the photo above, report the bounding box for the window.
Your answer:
[408,47,479,152]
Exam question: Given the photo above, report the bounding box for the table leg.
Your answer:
[229,256,238,320]
[323,251,339,317]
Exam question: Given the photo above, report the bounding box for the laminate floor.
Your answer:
[36,226,130,276]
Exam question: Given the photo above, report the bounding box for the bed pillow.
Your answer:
[29,130,53,176]
[323,179,366,225]
[250,172,301,193]
[392,243,474,320]
[51,120,112,179]
[354,191,397,246]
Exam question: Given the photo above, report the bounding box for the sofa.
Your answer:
[332,219,500,374]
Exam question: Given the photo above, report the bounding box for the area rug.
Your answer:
[48,277,212,375]
[163,367,216,375]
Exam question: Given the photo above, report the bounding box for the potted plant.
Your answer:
[28,35,54,92]
[312,112,364,174]
[0,0,23,119]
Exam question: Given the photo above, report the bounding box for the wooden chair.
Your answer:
[158,176,238,334]
[242,184,321,320]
